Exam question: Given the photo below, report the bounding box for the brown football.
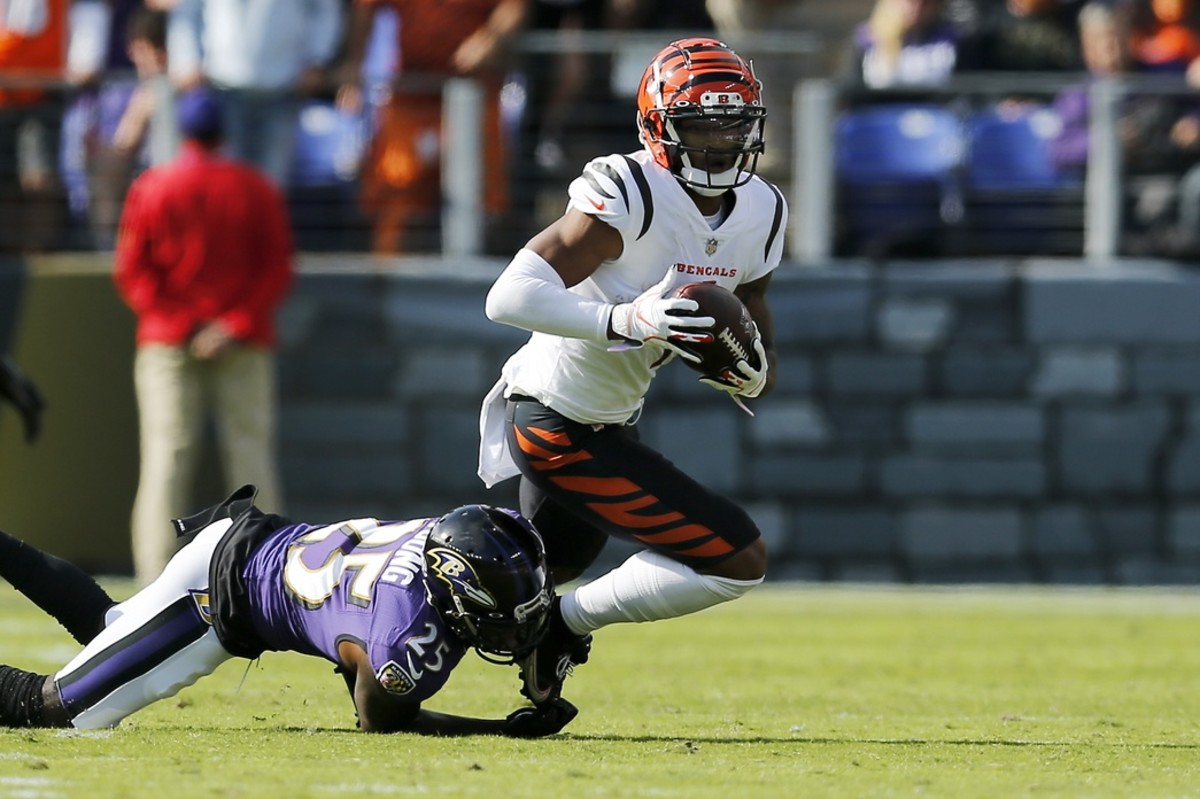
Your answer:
[664,282,759,377]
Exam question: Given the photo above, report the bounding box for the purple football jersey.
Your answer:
[241,517,468,703]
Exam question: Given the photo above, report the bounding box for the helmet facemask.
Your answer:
[662,110,765,196]
[431,571,552,664]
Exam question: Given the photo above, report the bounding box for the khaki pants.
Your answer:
[131,344,282,583]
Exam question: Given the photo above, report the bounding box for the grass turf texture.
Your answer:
[0,582,1197,798]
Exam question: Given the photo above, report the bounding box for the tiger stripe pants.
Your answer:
[505,396,760,575]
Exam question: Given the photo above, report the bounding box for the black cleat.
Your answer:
[518,596,592,705]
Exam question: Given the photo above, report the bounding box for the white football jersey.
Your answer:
[499,149,787,426]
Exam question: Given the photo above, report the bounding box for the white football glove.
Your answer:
[699,336,768,416]
[608,277,714,363]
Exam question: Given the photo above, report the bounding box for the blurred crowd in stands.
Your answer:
[836,0,1200,258]
[2,0,1200,260]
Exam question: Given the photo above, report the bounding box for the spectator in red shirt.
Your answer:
[114,88,294,583]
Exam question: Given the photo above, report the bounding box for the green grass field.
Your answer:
[0,581,1197,798]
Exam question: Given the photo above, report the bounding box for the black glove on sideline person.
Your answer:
[0,357,44,443]
[503,697,579,738]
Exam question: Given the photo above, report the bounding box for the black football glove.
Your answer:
[0,357,44,443]
[503,697,579,738]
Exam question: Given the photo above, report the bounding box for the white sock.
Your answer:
[559,550,762,634]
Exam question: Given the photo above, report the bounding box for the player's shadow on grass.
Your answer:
[140,728,1200,748]
[566,735,1200,749]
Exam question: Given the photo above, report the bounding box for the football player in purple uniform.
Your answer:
[0,485,577,737]
[478,38,785,706]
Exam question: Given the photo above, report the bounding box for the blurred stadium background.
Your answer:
[4,1,1200,588]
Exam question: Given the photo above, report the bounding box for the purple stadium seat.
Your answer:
[965,108,1079,190]
[963,107,1084,255]
[836,104,962,183]
[834,104,964,256]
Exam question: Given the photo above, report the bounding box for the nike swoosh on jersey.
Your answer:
[588,197,606,211]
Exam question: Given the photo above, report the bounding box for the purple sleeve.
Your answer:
[365,591,468,703]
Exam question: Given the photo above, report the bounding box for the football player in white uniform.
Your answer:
[477,38,787,705]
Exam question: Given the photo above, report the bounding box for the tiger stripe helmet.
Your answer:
[637,37,766,196]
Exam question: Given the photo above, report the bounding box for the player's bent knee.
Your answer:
[698,568,762,606]
[703,537,767,582]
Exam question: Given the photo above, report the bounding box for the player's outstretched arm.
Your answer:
[338,639,424,732]
[336,641,577,737]
[393,698,577,738]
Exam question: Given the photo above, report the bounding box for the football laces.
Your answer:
[718,327,750,361]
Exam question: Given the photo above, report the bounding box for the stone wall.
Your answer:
[275,257,1200,585]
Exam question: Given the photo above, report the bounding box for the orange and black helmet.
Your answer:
[636,38,766,195]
